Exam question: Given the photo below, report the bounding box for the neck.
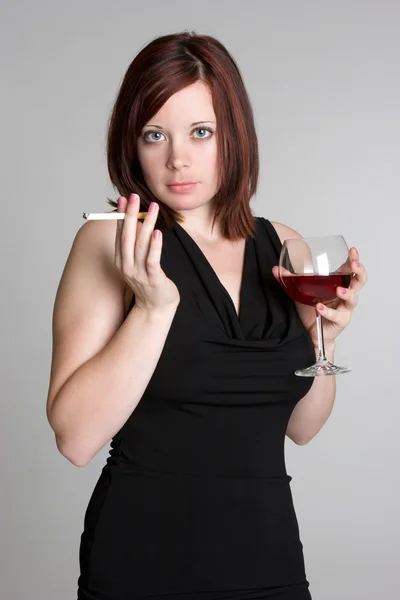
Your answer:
[176,205,223,244]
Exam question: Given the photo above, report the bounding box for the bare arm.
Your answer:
[270,221,337,445]
[46,195,180,466]
[285,344,336,445]
[48,302,177,466]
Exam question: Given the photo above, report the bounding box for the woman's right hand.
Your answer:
[115,193,180,313]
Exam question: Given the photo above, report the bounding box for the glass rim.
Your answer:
[282,234,345,242]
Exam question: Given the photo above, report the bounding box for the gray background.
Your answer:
[1,1,398,598]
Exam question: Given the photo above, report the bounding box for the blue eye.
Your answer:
[145,131,165,142]
[143,127,214,143]
[193,128,213,139]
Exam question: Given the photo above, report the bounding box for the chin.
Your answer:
[173,197,214,212]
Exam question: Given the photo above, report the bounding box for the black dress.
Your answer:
[77,217,316,599]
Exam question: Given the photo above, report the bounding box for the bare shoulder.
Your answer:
[77,218,119,277]
[79,217,117,254]
[46,217,129,420]
[269,221,303,244]
[78,218,131,310]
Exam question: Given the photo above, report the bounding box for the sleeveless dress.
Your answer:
[77,217,316,600]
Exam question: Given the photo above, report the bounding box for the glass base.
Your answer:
[295,359,352,377]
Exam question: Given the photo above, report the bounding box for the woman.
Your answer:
[46,31,367,599]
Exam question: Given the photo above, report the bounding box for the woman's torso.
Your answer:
[78,215,315,598]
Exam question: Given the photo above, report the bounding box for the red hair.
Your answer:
[106,31,259,240]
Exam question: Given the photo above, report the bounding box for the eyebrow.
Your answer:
[144,121,216,129]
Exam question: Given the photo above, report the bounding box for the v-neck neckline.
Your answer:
[173,220,251,322]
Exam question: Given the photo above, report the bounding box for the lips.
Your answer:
[167,182,197,193]
[168,182,196,186]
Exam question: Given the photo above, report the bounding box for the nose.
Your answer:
[166,139,191,171]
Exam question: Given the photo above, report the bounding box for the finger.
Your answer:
[349,247,359,261]
[135,202,159,269]
[350,259,367,292]
[272,266,280,280]
[273,265,292,286]
[336,286,358,309]
[278,266,292,277]
[146,229,163,280]
[115,196,127,267]
[121,193,140,270]
[316,302,351,326]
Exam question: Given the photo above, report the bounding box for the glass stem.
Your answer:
[315,310,327,362]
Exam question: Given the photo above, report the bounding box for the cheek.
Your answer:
[137,148,160,182]
[198,143,218,173]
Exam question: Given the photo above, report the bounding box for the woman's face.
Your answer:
[136,81,219,213]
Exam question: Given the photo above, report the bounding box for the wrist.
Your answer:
[314,342,335,359]
[134,302,179,320]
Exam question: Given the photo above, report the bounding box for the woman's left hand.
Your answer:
[272,247,368,348]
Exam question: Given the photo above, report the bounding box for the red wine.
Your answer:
[280,273,352,307]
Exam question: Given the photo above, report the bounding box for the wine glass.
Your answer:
[278,235,354,377]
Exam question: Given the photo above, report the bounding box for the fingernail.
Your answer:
[128,193,136,204]
[148,202,156,213]
[356,261,361,268]
[318,304,325,310]
[118,197,124,207]
[340,287,347,294]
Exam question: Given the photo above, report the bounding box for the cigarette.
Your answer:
[83,212,148,220]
